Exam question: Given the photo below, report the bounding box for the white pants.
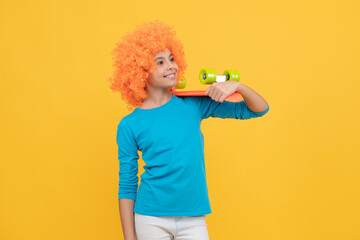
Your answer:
[134,213,210,240]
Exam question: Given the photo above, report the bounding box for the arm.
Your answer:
[205,80,269,112]
[236,82,269,112]
[116,119,140,240]
[119,199,136,240]
[199,81,270,120]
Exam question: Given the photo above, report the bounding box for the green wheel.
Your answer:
[176,77,186,89]
[223,69,240,81]
[199,69,217,84]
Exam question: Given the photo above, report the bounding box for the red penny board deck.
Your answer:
[172,90,243,103]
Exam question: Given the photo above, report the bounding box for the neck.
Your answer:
[141,86,173,108]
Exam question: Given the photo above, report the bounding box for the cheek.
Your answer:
[151,69,161,79]
[156,72,163,79]
[153,71,164,81]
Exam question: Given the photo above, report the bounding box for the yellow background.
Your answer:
[1,0,359,239]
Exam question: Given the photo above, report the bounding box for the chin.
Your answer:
[164,79,177,86]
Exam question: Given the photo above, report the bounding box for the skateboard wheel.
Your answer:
[199,69,217,84]
[175,77,186,89]
[223,69,240,81]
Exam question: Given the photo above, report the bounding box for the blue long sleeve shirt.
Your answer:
[116,94,269,217]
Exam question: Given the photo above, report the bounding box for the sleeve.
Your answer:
[198,96,270,120]
[116,118,139,200]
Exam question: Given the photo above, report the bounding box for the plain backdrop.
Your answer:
[0,0,359,239]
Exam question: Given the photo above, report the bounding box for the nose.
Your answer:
[167,62,176,71]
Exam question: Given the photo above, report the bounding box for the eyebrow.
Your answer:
[154,53,173,61]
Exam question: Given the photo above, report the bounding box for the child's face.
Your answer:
[147,48,179,89]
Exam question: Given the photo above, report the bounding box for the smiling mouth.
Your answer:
[164,73,176,78]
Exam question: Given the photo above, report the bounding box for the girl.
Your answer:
[109,20,269,240]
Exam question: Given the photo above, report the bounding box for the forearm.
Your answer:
[119,199,137,240]
[236,82,269,112]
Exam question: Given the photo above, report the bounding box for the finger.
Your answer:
[210,83,220,99]
[219,93,227,103]
[208,85,215,98]
[205,87,210,96]
[213,90,223,102]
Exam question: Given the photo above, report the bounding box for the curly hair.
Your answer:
[108,20,187,111]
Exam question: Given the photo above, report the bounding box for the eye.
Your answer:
[158,61,163,66]
[171,58,174,62]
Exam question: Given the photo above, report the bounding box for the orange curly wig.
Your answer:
[108,20,187,111]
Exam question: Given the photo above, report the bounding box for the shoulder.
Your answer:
[174,95,202,106]
[116,115,137,141]
[118,108,139,125]
[117,114,134,131]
